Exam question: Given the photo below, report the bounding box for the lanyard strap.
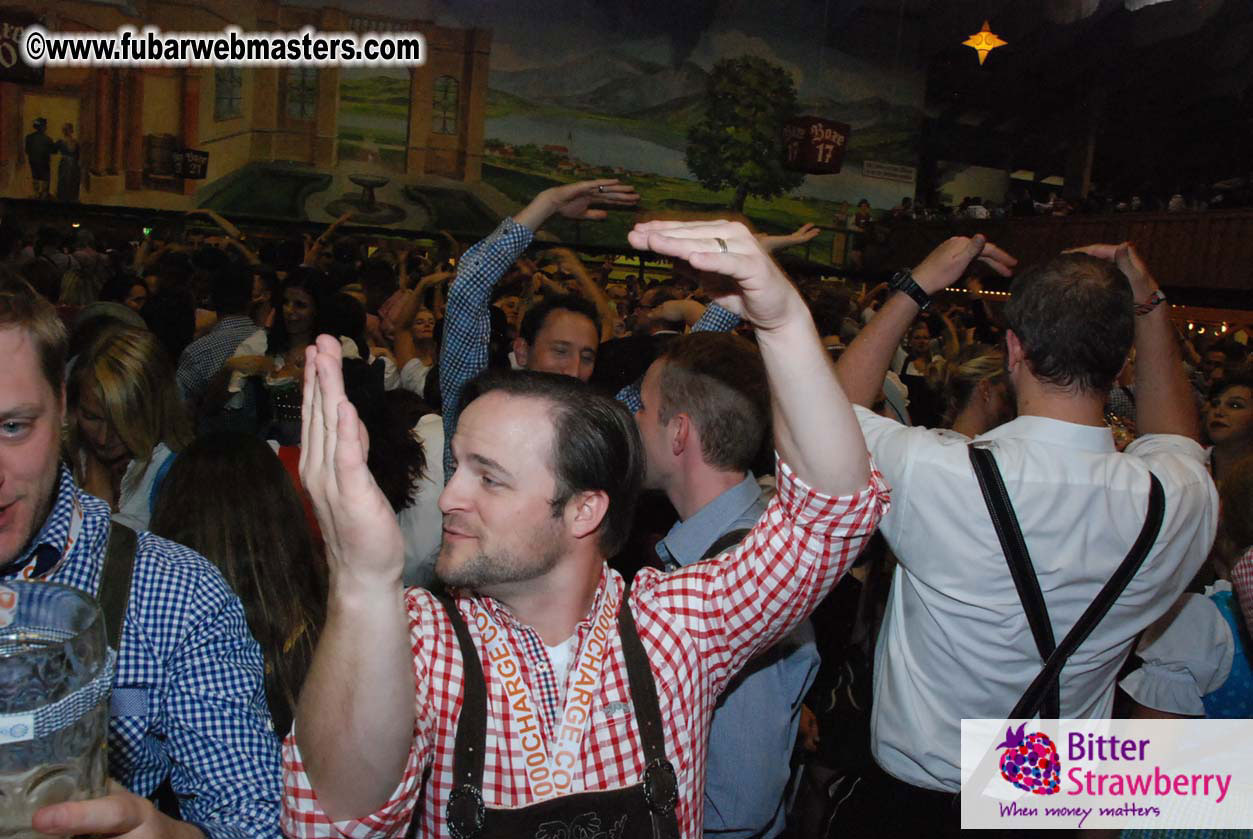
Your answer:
[464,586,619,801]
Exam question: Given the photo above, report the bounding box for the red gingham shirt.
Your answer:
[281,458,889,838]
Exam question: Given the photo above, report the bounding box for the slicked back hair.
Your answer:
[1003,253,1134,394]
[461,370,642,557]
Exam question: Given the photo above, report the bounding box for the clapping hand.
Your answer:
[299,336,404,591]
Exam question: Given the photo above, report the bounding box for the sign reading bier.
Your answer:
[783,116,851,174]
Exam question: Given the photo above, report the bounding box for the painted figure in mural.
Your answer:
[23,117,56,200]
[56,123,82,203]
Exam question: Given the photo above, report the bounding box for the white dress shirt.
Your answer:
[854,406,1218,791]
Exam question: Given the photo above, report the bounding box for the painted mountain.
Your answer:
[486,50,923,166]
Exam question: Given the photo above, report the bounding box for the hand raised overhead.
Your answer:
[627,219,804,332]
[911,234,1016,295]
[299,335,404,593]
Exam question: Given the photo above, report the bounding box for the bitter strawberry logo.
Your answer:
[997,723,1061,795]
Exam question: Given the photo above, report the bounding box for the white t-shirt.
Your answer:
[545,634,579,696]
[398,413,445,588]
[112,442,176,532]
[856,406,1218,791]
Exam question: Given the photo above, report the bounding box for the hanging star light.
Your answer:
[963,20,1007,65]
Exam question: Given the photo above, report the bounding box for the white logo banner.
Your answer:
[961,719,1253,830]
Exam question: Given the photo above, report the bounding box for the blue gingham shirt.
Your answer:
[1,468,282,839]
[439,217,741,476]
[176,314,260,403]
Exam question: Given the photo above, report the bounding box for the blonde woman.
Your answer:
[69,325,193,530]
[927,342,1014,439]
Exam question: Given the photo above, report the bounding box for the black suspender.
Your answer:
[968,444,1165,720]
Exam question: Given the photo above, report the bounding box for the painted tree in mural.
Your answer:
[685,55,805,213]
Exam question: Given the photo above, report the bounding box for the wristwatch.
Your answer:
[889,268,931,310]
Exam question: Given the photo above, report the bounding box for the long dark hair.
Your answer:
[267,267,327,356]
[149,432,326,737]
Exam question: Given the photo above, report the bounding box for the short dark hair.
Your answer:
[657,332,769,472]
[1003,253,1133,393]
[462,370,642,557]
[519,293,600,347]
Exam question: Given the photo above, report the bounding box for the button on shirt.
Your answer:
[656,473,820,839]
[1,468,282,839]
[854,407,1218,792]
[281,458,889,839]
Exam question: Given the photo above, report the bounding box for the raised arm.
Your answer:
[293,336,413,820]
[629,219,866,496]
[440,180,639,475]
[550,247,616,341]
[1067,243,1198,440]
[836,236,1015,409]
[393,271,452,369]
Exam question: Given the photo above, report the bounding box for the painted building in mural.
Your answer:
[1,0,925,261]
[0,0,489,216]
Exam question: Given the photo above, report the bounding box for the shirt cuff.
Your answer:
[281,726,423,838]
[692,301,740,333]
[772,454,891,536]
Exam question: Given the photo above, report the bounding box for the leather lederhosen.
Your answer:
[404,593,681,839]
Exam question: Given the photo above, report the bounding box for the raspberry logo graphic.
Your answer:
[996,723,1061,795]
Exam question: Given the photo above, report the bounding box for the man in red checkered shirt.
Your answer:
[281,219,889,838]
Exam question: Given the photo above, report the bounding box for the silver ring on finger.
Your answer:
[715,237,728,254]
[597,185,605,193]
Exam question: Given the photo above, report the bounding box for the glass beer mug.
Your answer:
[0,581,113,839]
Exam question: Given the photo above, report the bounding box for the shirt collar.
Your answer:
[4,465,77,575]
[462,564,617,636]
[977,415,1116,454]
[658,473,761,568]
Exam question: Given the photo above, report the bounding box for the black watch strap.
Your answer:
[890,268,931,310]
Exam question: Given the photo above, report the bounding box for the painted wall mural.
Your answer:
[0,0,924,263]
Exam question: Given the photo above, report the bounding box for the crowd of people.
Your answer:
[0,176,1249,838]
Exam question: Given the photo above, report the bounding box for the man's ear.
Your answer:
[1005,329,1025,372]
[670,412,691,457]
[565,490,610,543]
[513,337,529,368]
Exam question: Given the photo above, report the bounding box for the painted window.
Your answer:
[433,75,458,135]
[214,68,243,121]
[287,68,318,120]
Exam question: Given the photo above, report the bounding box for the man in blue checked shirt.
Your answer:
[439,179,744,477]
[0,283,280,837]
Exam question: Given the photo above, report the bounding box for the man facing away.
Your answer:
[280,220,889,837]
[636,331,817,838]
[0,280,281,839]
[23,118,56,200]
[833,236,1217,834]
